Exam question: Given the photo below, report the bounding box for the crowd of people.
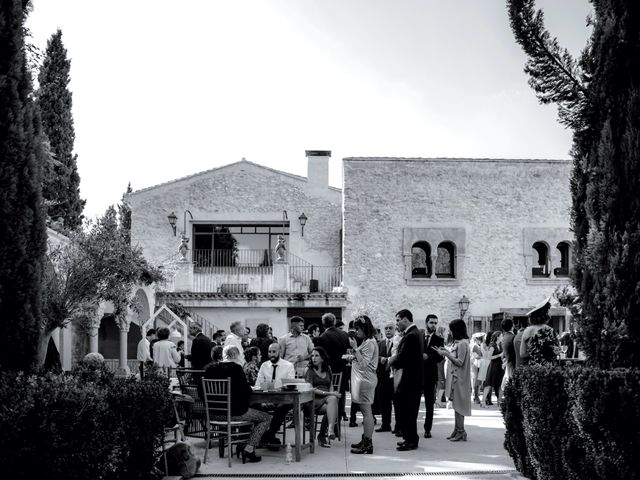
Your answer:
[137,297,568,463]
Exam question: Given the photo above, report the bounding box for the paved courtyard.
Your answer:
[187,398,525,480]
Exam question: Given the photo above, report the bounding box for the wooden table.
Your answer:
[250,389,315,461]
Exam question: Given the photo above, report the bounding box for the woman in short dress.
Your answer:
[347,315,379,454]
[304,346,340,447]
[434,319,472,442]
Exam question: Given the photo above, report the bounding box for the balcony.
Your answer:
[162,249,343,294]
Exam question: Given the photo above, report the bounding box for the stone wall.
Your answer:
[128,160,342,272]
[342,158,573,328]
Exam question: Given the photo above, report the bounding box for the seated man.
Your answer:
[255,342,295,445]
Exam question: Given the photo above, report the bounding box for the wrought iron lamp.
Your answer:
[458,295,470,320]
[298,212,308,237]
[167,211,178,236]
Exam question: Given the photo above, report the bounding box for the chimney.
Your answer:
[306,150,330,192]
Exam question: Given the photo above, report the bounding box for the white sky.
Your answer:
[26,0,593,220]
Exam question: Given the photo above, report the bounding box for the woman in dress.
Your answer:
[347,315,379,454]
[304,346,340,447]
[243,346,261,386]
[433,318,472,442]
[482,331,505,408]
[249,323,273,365]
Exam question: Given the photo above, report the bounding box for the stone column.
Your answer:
[89,304,105,354]
[273,259,290,292]
[174,258,194,291]
[117,320,131,376]
[430,254,438,279]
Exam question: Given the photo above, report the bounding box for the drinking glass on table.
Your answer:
[561,345,568,359]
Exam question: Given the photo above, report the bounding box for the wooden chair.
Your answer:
[201,378,253,467]
[176,369,206,438]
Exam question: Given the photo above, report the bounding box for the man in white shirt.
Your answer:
[256,343,295,445]
[136,329,156,379]
[279,316,313,377]
[224,321,246,365]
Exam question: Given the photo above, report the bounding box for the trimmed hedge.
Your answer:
[503,365,640,480]
[0,365,173,480]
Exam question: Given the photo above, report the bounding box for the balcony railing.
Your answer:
[165,249,343,293]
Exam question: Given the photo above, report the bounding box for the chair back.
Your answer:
[331,372,342,392]
[202,378,231,424]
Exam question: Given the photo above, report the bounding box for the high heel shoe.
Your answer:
[241,448,262,463]
[449,431,467,442]
[446,429,458,440]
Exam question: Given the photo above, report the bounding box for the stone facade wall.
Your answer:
[128,160,342,271]
[342,158,573,328]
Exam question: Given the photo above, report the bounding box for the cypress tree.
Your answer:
[118,182,132,245]
[37,29,84,230]
[0,0,48,371]
[508,0,640,368]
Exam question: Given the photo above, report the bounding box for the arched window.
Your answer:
[555,242,570,277]
[411,241,431,278]
[532,242,550,277]
[435,241,455,278]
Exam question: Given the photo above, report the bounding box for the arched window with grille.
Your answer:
[435,241,455,278]
[532,242,550,277]
[411,241,431,278]
[555,242,570,277]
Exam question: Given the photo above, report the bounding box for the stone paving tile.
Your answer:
[186,402,526,479]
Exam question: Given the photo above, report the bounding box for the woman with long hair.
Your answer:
[347,315,379,454]
[434,319,472,442]
[304,346,340,447]
[249,323,274,365]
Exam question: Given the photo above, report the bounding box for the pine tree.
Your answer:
[37,29,84,230]
[0,0,48,371]
[508,0,640,368]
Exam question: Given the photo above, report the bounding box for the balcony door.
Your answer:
[193,222,289,267]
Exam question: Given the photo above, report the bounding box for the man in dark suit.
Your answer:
[390,309,424,451]
[189,326,213,370]
[375,322,396,432]
[501,318,515,391]
[316,312,350,434]
[421,314,444,438]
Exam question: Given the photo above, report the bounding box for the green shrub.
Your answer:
[503,365,640,480]
[0,366,173,480]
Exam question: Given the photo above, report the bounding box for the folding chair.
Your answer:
[201,378,253,467]
[176,369,206,438]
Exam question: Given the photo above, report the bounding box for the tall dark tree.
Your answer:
[0,0,48,371]
[37,29,84,230]
[118,182,132,245]
[508,0,640,368]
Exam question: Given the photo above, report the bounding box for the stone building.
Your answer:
[127,151,347,340]
[342,157,573,333]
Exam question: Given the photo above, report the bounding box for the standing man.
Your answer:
[316,312,350,425]
[256,343,295,445]
[390,309,424,451]
[189,325,213,370]
[375,323,396,432]
[224,321,246,366]
[279,316,313,377]
[137,328,156,379]
[501,318,516,392]
[514,317,528,368]
[421,314,444,439]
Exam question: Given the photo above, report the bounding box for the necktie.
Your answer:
[271,364,278,380]
[386,339,391,355]
[426,334,431,348]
